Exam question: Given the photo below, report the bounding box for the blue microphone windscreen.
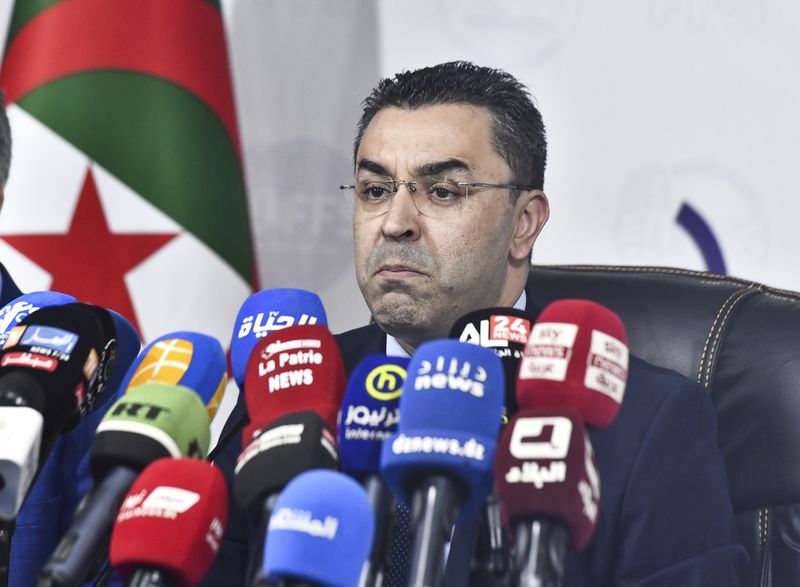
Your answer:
[264,470,374,587]
[230,289,327,387]
[116,331,227,415]
[380,339,504,519]
[338,354,408,476]
[0,291,77,345]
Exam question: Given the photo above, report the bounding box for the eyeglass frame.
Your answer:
[338,176,535,216]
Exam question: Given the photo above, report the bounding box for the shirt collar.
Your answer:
[385,289,527,358]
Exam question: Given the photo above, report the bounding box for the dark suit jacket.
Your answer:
[205,281,747,586]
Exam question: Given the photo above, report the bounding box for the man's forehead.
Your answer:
[356,104,503,175]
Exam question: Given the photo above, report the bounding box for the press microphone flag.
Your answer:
[450,307,531,419]
[116,331,227,419]
[0,303,118,460]
[110,458,228,587]
[517,299,629,429]
[495,408,601,551]
[243,324,345,436]
[230,288,327,388]
[338,354,408,476]
[0,291,77,346]
[233,411,338,517]
[263,470,374,587]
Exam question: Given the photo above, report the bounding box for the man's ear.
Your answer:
[509,189,549,261]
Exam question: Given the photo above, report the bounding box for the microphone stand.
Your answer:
[0,519,13,587]
[513,518,568,587]
[357,476,394,587]
[407,475,461,587]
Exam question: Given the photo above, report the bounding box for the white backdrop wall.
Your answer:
[3,0,799,334]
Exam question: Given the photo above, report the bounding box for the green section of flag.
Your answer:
[6,0,64,45]
[17,71,253,282]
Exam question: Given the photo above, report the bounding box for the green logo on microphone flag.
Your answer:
[0,0,255,344]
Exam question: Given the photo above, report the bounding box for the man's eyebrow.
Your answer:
[415,158,472,177]
[355,159,391,176]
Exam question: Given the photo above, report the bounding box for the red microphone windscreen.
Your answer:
[494,408,600,551]
[516,299,628,429]
[243,324,345,435]
[109,458,228,587]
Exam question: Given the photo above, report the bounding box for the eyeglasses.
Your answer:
[339,175,533,218]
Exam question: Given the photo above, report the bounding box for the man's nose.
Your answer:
[380,182,421,240]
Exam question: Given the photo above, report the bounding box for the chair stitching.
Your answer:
[696,288,753,386]
[533,264,751,285]
[533,265,800,302]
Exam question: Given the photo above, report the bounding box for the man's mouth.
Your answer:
[376,264,426,278]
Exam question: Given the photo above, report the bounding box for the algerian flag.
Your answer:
[0,0,255,351]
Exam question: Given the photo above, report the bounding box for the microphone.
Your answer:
[109,458,228,587]
[37,382,211,587]
[234,411,338,587]
[116,331,228,419]
[494,409,601,586]
[0,291,77,346]
[449,307,533,582]
[337,354,408,587]
[263,469,374,587]
[230,289,327,388]
[450,307,531,420]
[381,339,504,587]
[243,324,345,435]
[516,299,629,429]
[0,303,118,469]
[0,406,43,520]
[504,299,629,587]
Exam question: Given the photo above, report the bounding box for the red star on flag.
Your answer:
[1,168,178,334]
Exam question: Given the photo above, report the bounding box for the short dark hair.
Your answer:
[0,94,10,187]
[354,61,547,189]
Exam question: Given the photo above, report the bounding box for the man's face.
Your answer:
[353,104,530,349]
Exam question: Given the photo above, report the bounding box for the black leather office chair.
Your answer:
[527,264,800,587]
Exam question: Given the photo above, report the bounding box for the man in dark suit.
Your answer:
[207,62,747,586]
[334,61,746,585]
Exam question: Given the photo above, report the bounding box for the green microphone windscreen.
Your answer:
[90,383,210,478]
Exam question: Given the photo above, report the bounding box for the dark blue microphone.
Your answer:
[230,289,327,388]
[263,470,374,587]
[381,340,504,587]
[338,354,408,587]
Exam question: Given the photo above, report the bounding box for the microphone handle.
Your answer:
[37,465,139,587]
[513,518,568,587]
[357,475,393,587]
[125,567,176,587]
[408,475,461,587]
[247,492,279,587]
